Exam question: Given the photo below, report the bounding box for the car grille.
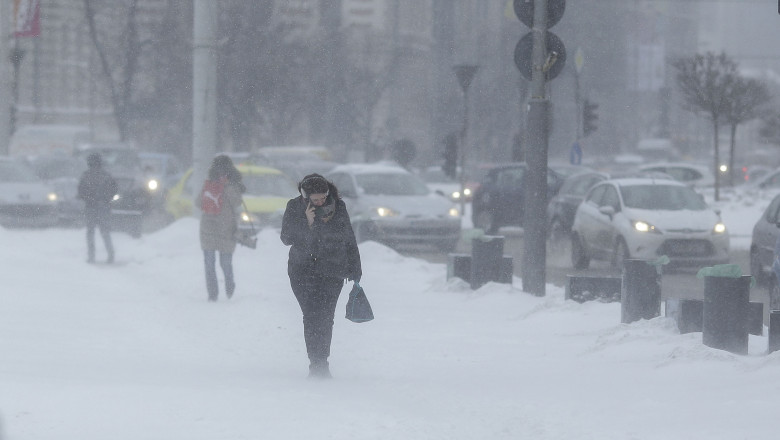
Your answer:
[657,239,714,257]
[0,204,56,217]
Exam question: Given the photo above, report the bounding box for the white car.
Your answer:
[570,177,729,269]
[417,166,465,202]
[637,162,715,188]
[0,157,60,228]
[328,163,461,251]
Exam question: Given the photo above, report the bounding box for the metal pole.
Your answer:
[192,0,218,207]
[460,86,469,217]
[521,0,549,296]
[0,0,11,154]
[9,39,25,139]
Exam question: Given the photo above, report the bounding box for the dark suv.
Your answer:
[471,163,563,234]
[75,144,162,237]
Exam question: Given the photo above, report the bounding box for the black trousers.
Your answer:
[85,205,114,262]
[289,268,344,361]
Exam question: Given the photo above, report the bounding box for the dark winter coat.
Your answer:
[199,180,242,253]
[77,167,118,212]
[280,191,362,281]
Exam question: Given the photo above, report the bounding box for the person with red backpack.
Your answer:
[199,155,246,301]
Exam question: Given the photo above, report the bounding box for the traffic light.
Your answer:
[583,99,598,137]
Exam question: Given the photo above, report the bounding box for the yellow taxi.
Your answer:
[165,164,297,231]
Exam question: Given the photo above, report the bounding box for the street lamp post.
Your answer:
[453,64,479,217]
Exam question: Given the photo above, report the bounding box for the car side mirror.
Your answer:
[598,205,615,219]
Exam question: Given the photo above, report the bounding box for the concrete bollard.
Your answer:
[665,299,703,334]
[768,311,780,354]
[702,275,750,355]
[447,253,471,282]
[621,259,662,324]
[470,235,505,289]
[749,302,764,336]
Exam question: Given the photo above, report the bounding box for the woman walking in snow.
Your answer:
[280,173,362,378]
[199,155,245,302]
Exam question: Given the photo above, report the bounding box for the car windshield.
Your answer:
[420,168,455,183]
[0,161,40,183]
[620,185,707,210]
[242,173,296,197]
[356,173,430,196]
[30,157,86,180]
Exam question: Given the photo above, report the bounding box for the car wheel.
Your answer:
[474,210,497,234]
[571,233,590,269]
[612,238,630,270]
[750,246,767,286]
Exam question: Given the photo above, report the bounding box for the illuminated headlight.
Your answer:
[713,222,727,234]
[374,207,399,217]
[632,220,659,233]
[147,179,159,191]
[47,192,58,202]
[452,191,461,200]
[112,194,120,201]
[240,211,259,224]
[448,207,460,217]
[463,188,471,197]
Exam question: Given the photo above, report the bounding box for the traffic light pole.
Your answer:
[522,0,550,296]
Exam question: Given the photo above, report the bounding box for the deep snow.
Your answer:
[0,185,778,440]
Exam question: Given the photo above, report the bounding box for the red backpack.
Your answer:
[201,178,226,214]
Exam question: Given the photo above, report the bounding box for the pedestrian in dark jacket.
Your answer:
[77,153,118,264]
[280,173,362,378]
[199,155,245,302]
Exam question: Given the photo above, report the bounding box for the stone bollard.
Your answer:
[702,275,751,355]
[749,302,764,336]
[768,311,780,354]
[621,259,662,324]
[447,253,471,282]
[470,235,505,289]
[566,275,622,303]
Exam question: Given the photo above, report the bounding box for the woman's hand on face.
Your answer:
[305,202,316,227]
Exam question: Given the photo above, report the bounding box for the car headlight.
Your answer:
[112,194,121,201]
[47,192,58,202]
[373,207,399,217]
[713,222,726,234]
[632,220,660,233]
[452,191,461,200]
[448,207,460,217]
[463,188,471,197]
[240,211,259,224]
[146,179,159,191]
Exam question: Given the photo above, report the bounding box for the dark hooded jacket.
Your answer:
[280,183,362,281]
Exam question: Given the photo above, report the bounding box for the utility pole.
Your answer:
[192,0,218,204]
[522,0,550,296]
[0,0,11,154]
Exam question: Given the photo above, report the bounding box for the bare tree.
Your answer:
[723,77,771,185]
[672,52,738,201]
[83,0,142,141]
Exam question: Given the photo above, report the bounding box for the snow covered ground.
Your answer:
[1,185,779,440]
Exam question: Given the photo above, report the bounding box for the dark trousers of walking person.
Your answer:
[86,206,114,263]
[289,268,343,376]
[204,250,234,301]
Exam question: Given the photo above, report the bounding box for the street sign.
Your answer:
[514,31,566,82]
[514,0,566,28]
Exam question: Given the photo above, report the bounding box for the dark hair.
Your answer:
[299,173,339,200]
[87,153,102,168]
[208,154,245,192]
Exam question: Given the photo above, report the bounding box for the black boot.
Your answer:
[308,358,332,379]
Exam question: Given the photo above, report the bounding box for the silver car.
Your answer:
[0,157,59,228]
[328,163,461,251]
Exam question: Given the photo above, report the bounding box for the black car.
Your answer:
[74,144,162,237]
[546,170,608,243]
[471,163,564,234]
[750,193,780,287]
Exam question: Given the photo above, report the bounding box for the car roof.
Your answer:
[330,163,410,175]
[601,177,687,187]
